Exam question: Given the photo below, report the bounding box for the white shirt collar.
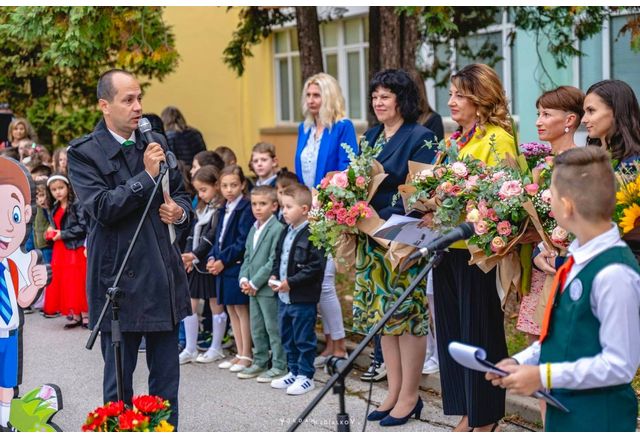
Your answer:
[567,223,623,266]
[225,195,243,213]
[254,214,274,231]
[257,174,277,187]
[108,129,136,145]
[288,220,309,233]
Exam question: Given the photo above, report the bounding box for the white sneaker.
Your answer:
[178,349,198,365]
[196,349,225,364]
[421,357,439,375]
[270,372,296,389]
[286,375,315,395]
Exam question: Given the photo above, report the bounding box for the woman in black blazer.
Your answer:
[352,69,436,427]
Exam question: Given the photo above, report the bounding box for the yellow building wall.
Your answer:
[143,6,278,170]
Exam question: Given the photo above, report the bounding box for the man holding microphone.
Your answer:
[68,69,191,429]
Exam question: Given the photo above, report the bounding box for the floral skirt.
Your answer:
[352,236,429,336]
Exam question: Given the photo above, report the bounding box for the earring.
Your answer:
[564,127,569,133]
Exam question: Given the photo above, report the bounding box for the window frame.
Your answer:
[425,9,515,116]
[273,14,369,125]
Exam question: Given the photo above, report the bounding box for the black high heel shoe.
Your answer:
[379,397,423,427]
[367,407,392,421]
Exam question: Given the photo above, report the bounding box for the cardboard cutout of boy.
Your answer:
[0,156,56,431]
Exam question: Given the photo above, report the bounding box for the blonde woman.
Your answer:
[2,117,37,149]
[295,73,358,364]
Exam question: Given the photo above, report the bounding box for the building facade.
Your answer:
[143,7,639,170]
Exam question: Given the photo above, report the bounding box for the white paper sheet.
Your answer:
[448,342,569,413]
[373,214,440,248]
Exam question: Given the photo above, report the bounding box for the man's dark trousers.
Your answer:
[100,327,180,428]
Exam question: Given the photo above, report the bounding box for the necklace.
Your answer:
[448,123,477,150]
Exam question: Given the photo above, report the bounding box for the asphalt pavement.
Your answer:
[18,312,533,432]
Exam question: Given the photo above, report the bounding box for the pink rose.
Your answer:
[487,208,499,222]
[320,177,330,189]
[525,183,539,196]
[439,181,453,193]
[496,220,512,236]
[434,167,447,179]
[415,168,434,182]
[478,200,489,217]
[355,175,367,188]
[451,162,468,178]
[345,216,357,227]
[474,220,488,235]
[551,226,568,244]
[326,210,336,220]
[498,180,523,199]
[450,184,463,196]
[490,236,507,253]
[466,175,480,189]
[541,189,552,204]
[330,172,349,189]
[491,170,507,182]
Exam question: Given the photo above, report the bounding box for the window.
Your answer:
[577,13,640,96]
[274,16,369,124]
[427,10,515,116]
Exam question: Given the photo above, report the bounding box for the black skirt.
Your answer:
[187,267,216,300]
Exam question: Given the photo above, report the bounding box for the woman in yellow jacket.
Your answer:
[432,64,517,432]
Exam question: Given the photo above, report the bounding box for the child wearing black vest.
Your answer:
[486,147,640,431]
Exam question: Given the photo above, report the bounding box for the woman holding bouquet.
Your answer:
[295,72,358,364]
[433,63,517,432]
[352,69,437,427]
[518,86,584,339]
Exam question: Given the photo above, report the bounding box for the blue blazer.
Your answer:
[364,122,437,220]
[295,118,358,187]
[208,197,255,298]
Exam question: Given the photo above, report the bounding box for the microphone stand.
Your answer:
[86,163,169,402]
[288,250,444,432]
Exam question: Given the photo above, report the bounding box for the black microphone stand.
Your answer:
[86,163,169,402]
[288,251,444,432]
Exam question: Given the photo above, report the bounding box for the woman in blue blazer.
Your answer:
[353,69,437,427]
[294,73,358,365]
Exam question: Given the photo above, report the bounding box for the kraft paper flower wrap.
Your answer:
[464,153,540,306]
[309,140,416,272]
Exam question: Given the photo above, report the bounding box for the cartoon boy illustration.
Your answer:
[0,156,49,430]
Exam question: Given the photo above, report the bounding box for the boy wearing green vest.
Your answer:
[486,146,640,431]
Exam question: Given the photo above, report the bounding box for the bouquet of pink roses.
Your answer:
[398,139,488,233]
[309,138,385,268]
[465,165,532,257]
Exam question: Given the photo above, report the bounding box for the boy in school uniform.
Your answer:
[486,147,640,431]
[237,186,287,382]
[269,184,325,396]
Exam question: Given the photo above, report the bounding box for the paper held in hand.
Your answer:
[373,214,441,248]
[162,174,176,244]
[447,342,569,413]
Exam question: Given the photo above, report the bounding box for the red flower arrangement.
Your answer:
[82,395,173,432]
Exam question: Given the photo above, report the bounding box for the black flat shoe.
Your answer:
[64,319,82,329]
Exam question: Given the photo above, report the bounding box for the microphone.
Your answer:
[408,222,475,262]
[138,117,177,170]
